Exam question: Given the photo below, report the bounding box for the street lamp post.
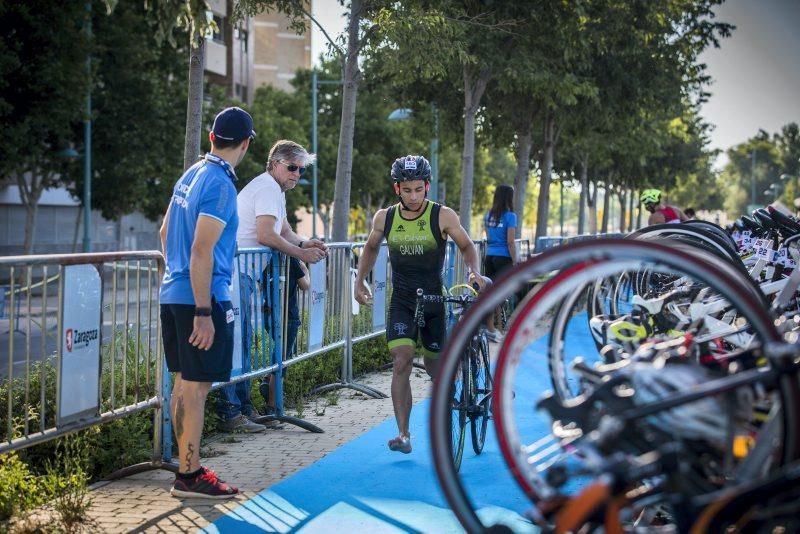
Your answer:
[82,0,92,253]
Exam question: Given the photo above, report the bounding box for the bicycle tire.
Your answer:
[470,332,492,454]
[428,239,798,533]
[691,459,800,533]
[496,241,794,504]
[450,354,467,472]
[628,224,753,285]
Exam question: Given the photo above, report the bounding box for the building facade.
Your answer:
[206,0,311,102]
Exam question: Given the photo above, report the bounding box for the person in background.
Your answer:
[640,189,688,225]
[483,184,518,342]
[684,207,696,219]
[159,106,255,498]
[235,139,326,421]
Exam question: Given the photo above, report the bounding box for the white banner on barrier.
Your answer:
[308,259,327,351]
[58,264,102,426]
[230,258,243,376]
[372,245,388,330]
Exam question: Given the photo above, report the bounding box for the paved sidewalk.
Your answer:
[84,365,434,533]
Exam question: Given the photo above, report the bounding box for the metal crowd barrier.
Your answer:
[311,243,390,399]
[0,252,173,475]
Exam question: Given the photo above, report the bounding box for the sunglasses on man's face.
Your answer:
[278,161,307,175]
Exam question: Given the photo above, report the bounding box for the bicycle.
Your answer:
[428,238,800,533]
[415,284,492,472]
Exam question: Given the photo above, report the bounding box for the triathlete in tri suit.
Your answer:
[641,188,688,225]
[355,155,489,454]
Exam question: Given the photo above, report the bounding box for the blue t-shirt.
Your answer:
[485,210,517,257]
[160,155,239,305]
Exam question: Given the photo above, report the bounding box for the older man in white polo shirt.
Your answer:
[217,140,327,432]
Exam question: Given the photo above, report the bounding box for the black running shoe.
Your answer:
[170,467,239,499]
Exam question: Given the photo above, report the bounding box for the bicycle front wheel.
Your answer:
[470,332,492,454]
[450,354,468,472]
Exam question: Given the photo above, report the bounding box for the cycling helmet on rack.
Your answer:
[640,189,662,207]
[391,155,432,182]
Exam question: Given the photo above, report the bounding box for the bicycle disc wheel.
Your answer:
[470,332,492,454]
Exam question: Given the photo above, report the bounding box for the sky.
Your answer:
[698,0,800,163]
[310,0,800,164]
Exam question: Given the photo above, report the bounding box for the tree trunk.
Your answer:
[330,0,363,242]
[362,191,374,234]
[601,183,611,234]
[183,38,205,171]
[458,63,492,235]
[618,188,627,232]
[535,109,556,241]
[578,153,588,235]
[627,187,635,232]
[72,204,83,253]
[588,180,598,233]
[636,191,643,229]
[512,127,533,239]
[16,171,46,256]
[319,205,331,240]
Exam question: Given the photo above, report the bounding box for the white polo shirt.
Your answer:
[237,171,285,247]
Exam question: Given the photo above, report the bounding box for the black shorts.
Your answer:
[161,301,234,383]
[386,291,445,357]
[484,255,513,281]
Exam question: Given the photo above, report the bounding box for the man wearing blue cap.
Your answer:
[159,106,255,499]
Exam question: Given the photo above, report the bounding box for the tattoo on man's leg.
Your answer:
[184,443,195,471]
[175,397,185,440]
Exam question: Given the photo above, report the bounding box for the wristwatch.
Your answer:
[194,306,212,317]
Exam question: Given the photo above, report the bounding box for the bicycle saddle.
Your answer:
[739,215,762,232]
[767,206,800,236]
[753,208,777,231]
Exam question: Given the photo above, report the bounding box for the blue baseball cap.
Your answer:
[211,107,256,142]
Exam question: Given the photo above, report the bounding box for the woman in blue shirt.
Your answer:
[483,185,518,342]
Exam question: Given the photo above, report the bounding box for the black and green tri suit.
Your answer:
[384,200,447,357]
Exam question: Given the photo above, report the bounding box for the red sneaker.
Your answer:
[170,467,239,499]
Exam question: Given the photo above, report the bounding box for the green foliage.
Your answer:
[64,0,189,222]
[0,1,90,177]
[42,435,93,530]
[0,452,41,521]
[719,123,800,216]
[0,435,92,529]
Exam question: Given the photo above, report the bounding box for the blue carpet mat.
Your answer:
[206,313,596,533]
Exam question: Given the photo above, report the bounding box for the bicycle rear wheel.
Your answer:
[470,332,492,454]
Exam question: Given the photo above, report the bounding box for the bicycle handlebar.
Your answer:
[414,287,480,328]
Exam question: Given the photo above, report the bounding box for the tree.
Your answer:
[63,0,189,223]
[721,130,784,216]
[370,1,526,234]
[0,1,91,255]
